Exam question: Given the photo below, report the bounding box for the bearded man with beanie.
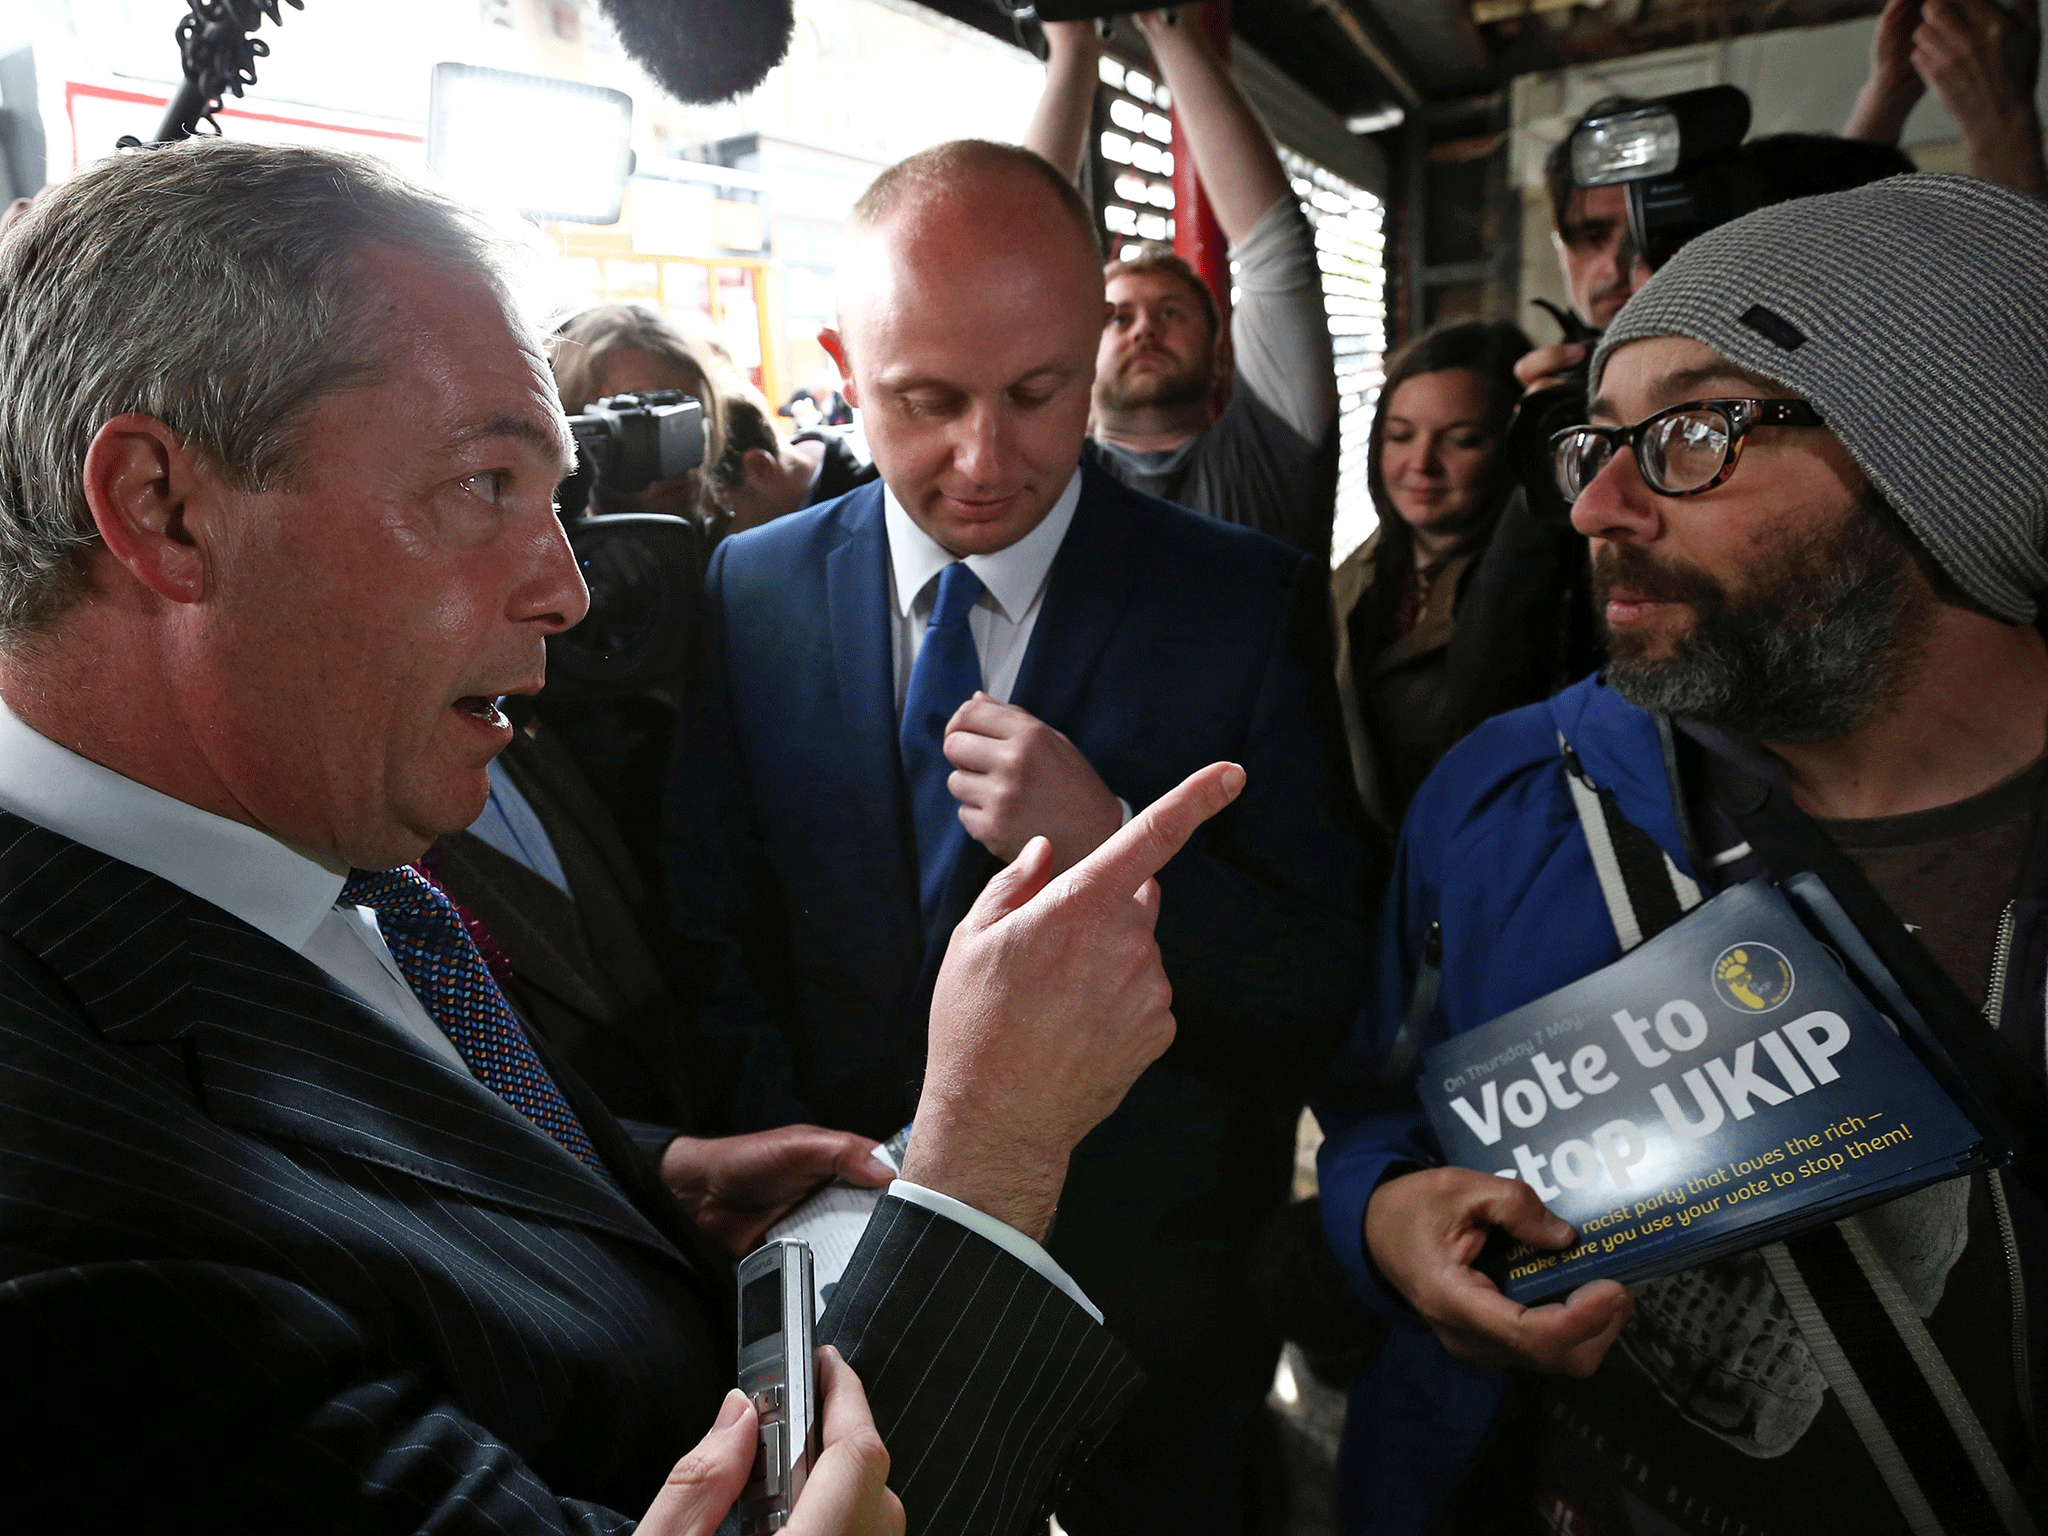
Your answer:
[1317,174,2048,1535]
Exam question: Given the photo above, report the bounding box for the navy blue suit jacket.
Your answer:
[671,464,1371,1140]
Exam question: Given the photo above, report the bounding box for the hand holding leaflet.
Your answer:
[1416,880,1989,1303]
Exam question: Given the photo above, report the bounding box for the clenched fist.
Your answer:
[944,693,1124,874]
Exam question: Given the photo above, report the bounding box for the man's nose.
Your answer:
[952,404,1005,486]
[517,510,591,632]
[1569,442,1665,545]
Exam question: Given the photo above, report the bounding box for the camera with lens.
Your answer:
[545,390,709,704]
[556,389,706,520]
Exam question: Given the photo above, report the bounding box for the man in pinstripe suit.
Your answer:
[0,140,1243,1534]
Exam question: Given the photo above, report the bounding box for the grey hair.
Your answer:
[0,138,516,643]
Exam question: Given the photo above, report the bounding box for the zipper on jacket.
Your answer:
[1984,901,2016,1037]
[1989,1169,2035,1446]
[1981,903,2033,1445]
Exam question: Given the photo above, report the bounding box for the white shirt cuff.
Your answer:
[1116,797,1133,826]
[886,1179,1103,1324]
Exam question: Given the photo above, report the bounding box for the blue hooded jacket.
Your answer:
[1316,672,1705,1533]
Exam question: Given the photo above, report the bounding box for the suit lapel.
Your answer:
[435,829,615,1024]
[1009,466,1143,727]
[0,814,689,1270]
[825,486,918,907]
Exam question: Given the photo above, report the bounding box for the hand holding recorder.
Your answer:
[637,1345,901,1536]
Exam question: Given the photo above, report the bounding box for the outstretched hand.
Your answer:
[905,761,1247,1240]
[1365,1166,1633,1376]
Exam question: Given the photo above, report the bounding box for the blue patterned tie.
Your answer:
[341,866,617,1187]
[899,561,985,924]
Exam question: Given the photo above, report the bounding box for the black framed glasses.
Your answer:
[1549,397,1826,501]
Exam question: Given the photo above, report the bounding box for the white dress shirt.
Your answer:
[0,696,1099,1319]
[0,695,468,1073]
[882,468,1127,825]
[883,468,1083,710]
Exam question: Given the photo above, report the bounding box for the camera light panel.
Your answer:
[429,63,633,225]
[1571,110,1682,188]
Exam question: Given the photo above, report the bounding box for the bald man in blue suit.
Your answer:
[669,140,1372,1535]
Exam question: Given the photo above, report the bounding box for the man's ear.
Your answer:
[80,414,216,606]
[817,328,858,408]
[741,447,781,488]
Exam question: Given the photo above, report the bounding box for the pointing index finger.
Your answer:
[1066,762,1244,900]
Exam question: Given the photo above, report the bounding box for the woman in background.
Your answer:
[1334,320,1537,830]
[552,303,728,527]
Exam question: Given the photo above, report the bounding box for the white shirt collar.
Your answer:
[883,467,1083,622]
[0,693,347,951]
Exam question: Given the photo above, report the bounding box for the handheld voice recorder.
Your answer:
[736,1239,818,1534]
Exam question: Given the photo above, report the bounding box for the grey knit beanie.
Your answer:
[1592,173,2048,623]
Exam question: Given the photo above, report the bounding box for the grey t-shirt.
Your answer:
[1087,198,1339,560]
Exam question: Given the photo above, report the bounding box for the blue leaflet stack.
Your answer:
[1419,878,1992,1302]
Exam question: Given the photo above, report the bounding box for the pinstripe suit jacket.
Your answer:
[0,812,1139,1534]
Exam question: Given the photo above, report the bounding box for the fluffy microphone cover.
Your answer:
[598,0,797,103]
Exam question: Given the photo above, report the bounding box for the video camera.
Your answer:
[544,390,709,704]
[556,389,706,520]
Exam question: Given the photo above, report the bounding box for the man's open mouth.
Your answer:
[455,695,510,729]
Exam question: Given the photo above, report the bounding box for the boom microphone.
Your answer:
[595,0,797,105]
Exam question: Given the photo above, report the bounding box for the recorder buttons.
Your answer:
[762,1421,789,1496]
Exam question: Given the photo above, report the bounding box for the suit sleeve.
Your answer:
[0,1257,636,1535]
[820,1195,1144,1536]
[1149,552,1379,1094]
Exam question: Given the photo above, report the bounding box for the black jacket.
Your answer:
[0,813,1139,1534]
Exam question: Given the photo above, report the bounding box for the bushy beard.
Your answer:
[1598,493,1933,742]
[1096,350,1214,414]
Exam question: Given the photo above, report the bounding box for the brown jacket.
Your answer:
[1332,527,1479,833]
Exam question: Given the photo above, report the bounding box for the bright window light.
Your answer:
[1124,70,1154,104]
[1146,182,1175,209]
[429,63,633,224]
[1129,140,1163,174]
[1114,173,1149,203]
[1098,56,1125,90]
[1100,130,1134,164]
[1142,111,1172,144]
[1103,204,1139,235]
[1136,212,1168,240]
[1108,98,1145,134]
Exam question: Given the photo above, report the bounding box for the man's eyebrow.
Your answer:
[442,412,574,466]
[1590,360,1793,422]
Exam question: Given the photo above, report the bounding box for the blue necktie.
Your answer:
[342,866,618,1187]
[900,561,985,923]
